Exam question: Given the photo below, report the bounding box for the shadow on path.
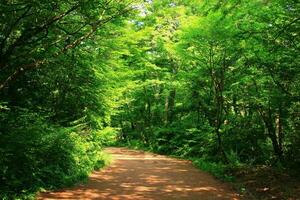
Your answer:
[38,147,240,200]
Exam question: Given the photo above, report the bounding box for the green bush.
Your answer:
[92,127,120,146]
[0,108,105,199]
[145,125,214,158]
[192,158,233,181]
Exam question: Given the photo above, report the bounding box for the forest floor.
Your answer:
[232,165,300,200]
[38,147,240,200]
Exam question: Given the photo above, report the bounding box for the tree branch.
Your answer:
[0,60,46,90]
[2,3,80,61]
[0,3,133,91]
[0,5,32,55]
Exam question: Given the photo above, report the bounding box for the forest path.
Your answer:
[38,147,240,200]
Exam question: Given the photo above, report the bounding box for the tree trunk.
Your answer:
[164,89,176,125]
[168,89,176,124]
[259,106,284,162]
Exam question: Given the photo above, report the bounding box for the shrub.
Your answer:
[92,127,120,146]
[192,158,233,181]
[0,108,105,199]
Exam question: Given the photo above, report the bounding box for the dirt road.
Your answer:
[38,147,240,200]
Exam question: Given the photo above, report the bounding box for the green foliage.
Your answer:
[0,0,299,198]
[148,126,214,157]
[0,108,107,199]
[0,0,134,198]
[113,0,300,171]
[122,139,150,151]
[93,127,120,146]
[192,158,233,181]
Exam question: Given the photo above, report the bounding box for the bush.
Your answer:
[147,125,214,158]
[192,158,233,181]
[92,127,120,146]
[0,108,105,199]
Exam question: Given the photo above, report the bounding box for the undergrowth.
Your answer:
[0,109,113,200]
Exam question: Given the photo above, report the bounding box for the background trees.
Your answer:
[0,0,299,199]
[113,0,300,167]
[0,0,134,198]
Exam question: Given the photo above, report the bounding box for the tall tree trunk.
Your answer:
[210,46,228,163]
[276,106,284,156]
[259,104,284,162]
[164,89,176,125]
[168,89,176,124]
[146,99,151,127]
[164,94,169,125]
[267,120,283,161]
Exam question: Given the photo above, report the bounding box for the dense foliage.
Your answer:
[0,0,132,198]
[112,0,300,168]
[0,0,299,199]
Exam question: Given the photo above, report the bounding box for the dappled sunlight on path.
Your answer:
[38,147,240,200]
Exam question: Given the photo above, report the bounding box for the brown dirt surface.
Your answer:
[38,147,241,200]
[233,165,300,200]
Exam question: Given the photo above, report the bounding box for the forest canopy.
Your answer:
[0,0,299,199]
